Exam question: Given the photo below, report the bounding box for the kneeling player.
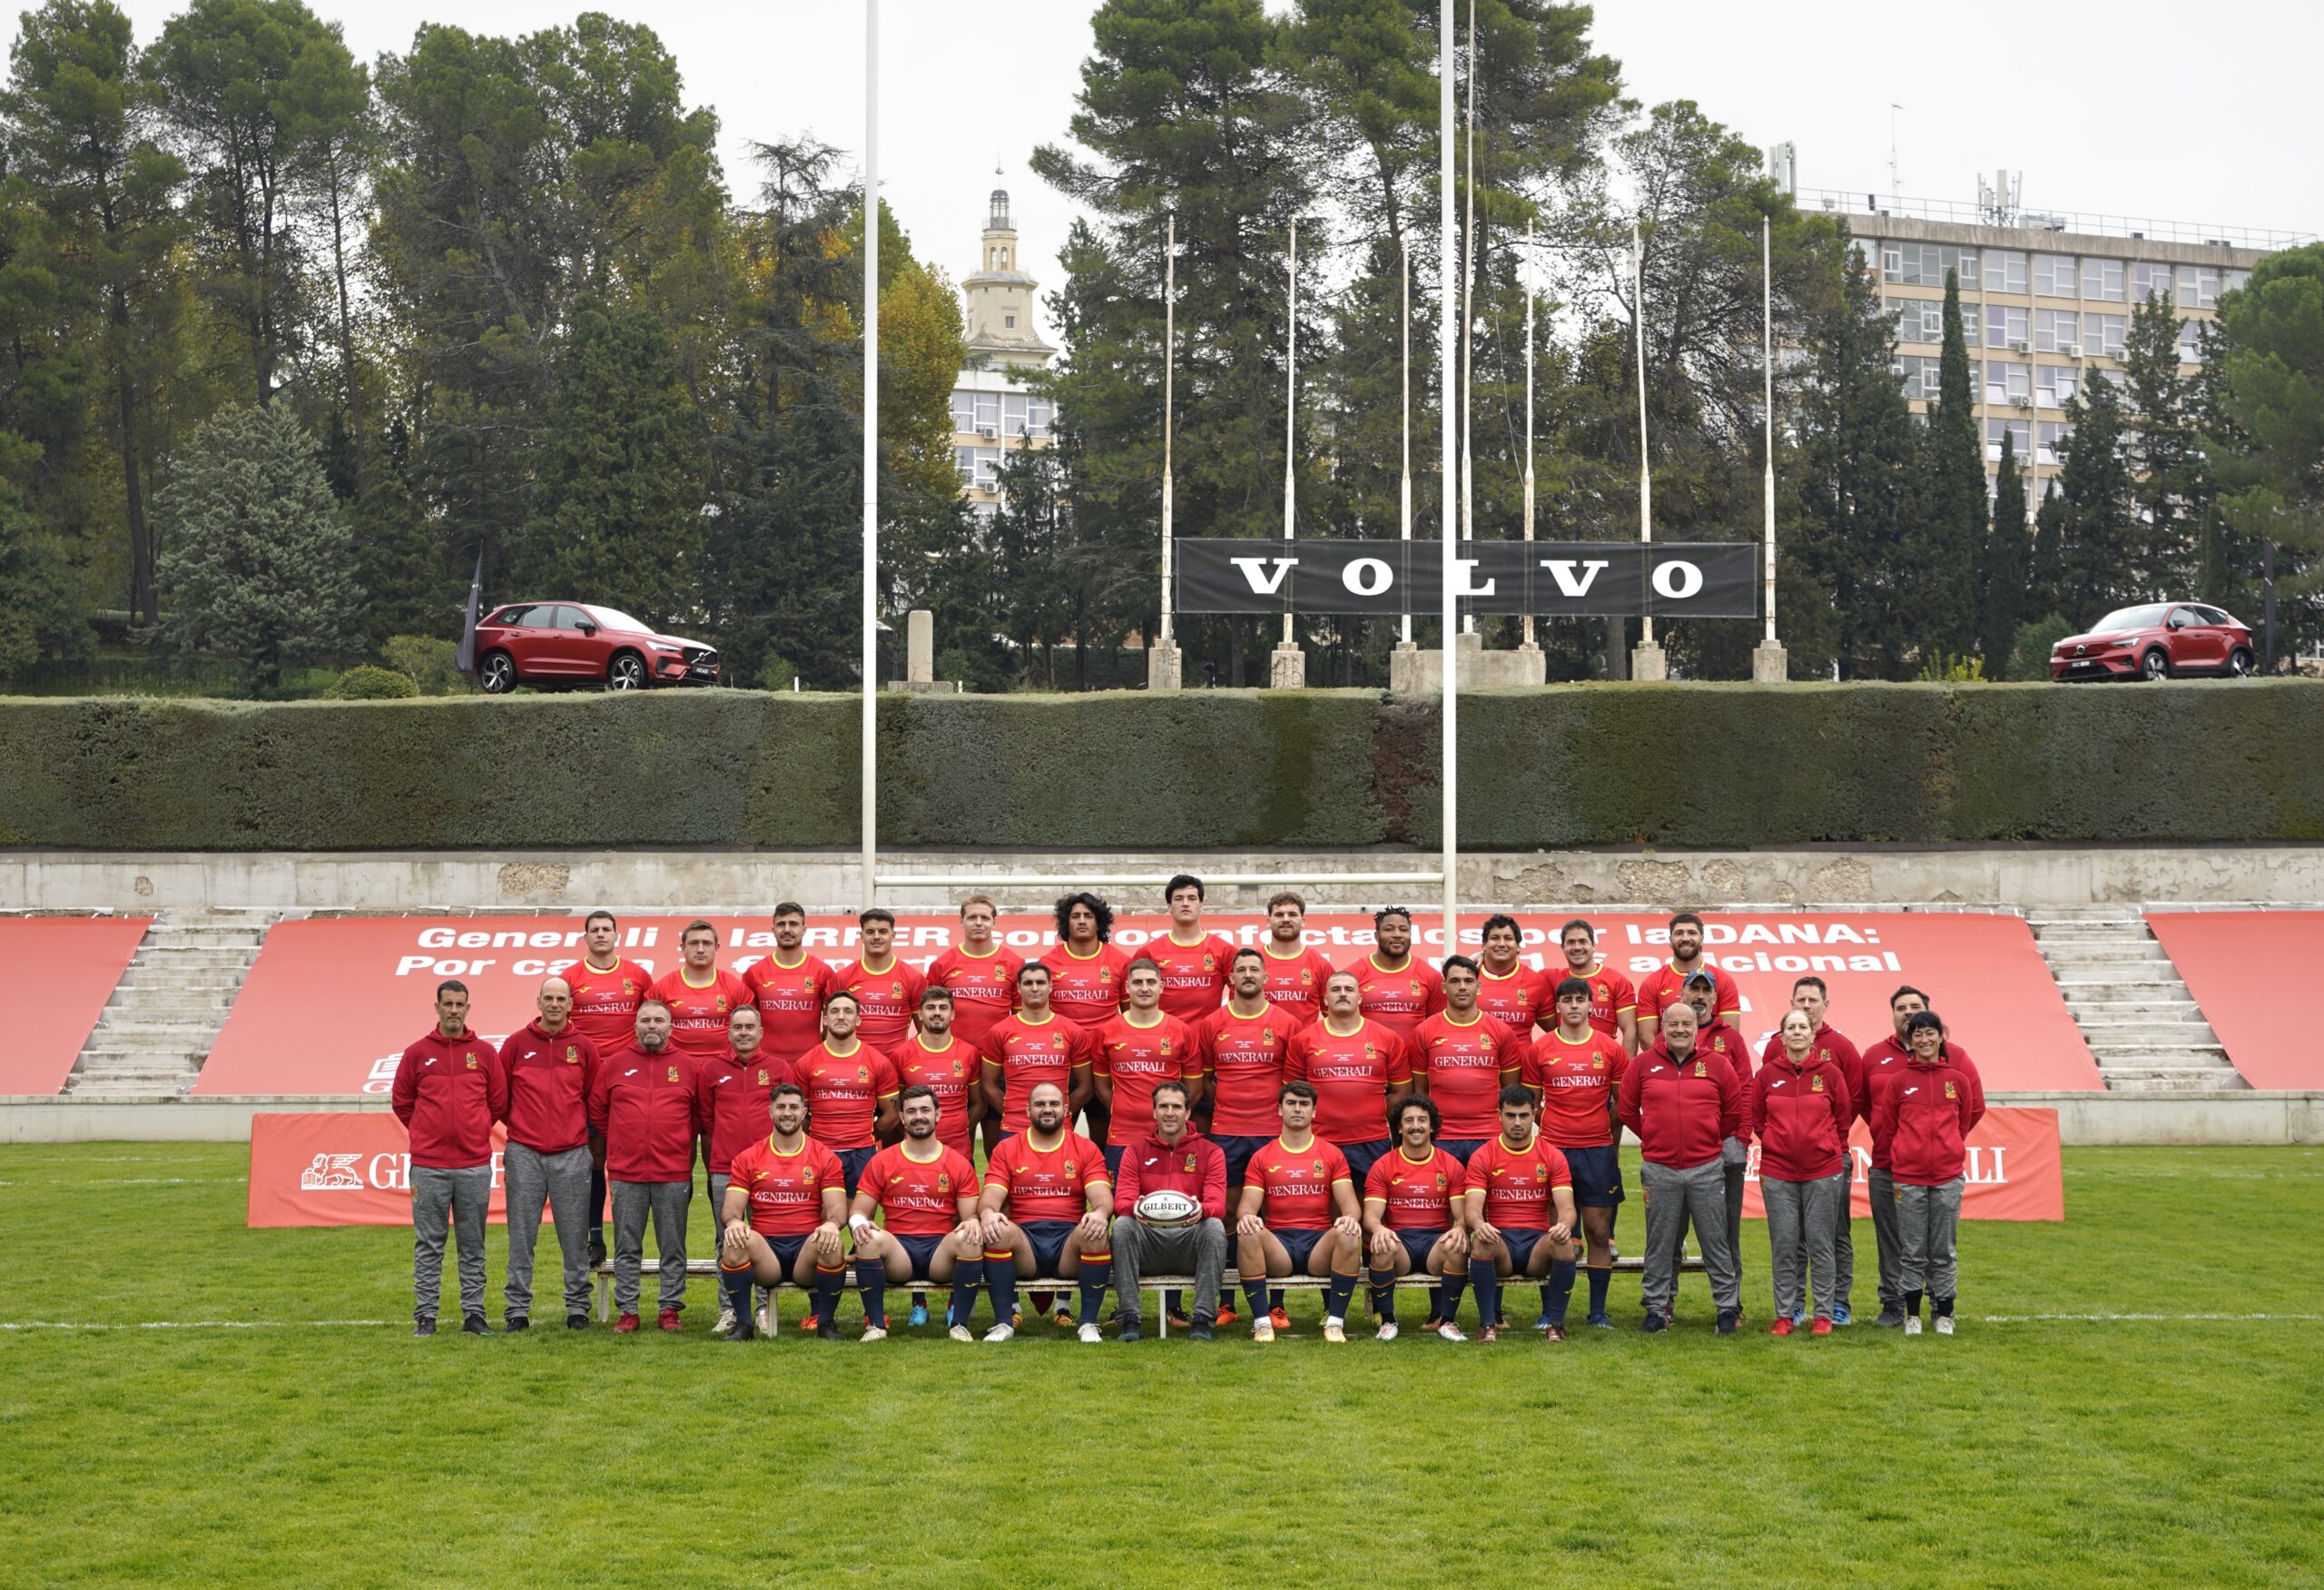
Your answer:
[978,1081,1116,1343]
[1361,1095,1471,1341]
[1235,1082,1364,1343]
[1464,1086,1580,1342]
[849,1086,986,1342]
[715,1083,849,1341]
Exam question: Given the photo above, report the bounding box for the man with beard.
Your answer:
[588,1000,705,1333]
[714,1084,849,1342]
[848,1087,986,1341]
[694,1005,784,1335]
[743,902,834,1062]
[979,1081,1116,1342]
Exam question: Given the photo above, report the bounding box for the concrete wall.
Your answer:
[9,844,2324,914]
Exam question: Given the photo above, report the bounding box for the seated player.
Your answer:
[978,1081,1116,1343]
[1463,1086,1580,1343]
[1234,1082,1364,1343]
[714,1083,849,1342]
[1361,1095,1472,1342]
[848,1086,986,1342]
[1525,976,1631,1331]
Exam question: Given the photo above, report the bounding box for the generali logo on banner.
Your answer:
[250,1114,513,1228]
[1738,1109,2064,1221]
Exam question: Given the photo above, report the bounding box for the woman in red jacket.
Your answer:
[1871,1011,1984,1337]
[1749,1010,1853,1337]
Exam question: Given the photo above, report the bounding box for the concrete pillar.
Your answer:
[1751,640,1788,683]
[1630,641,1669,682]
[1512,641,1546,686]
[905,608,934,684]
[1388,643,1423,696]
[1147,643,1182,692]
[1269,641,1306,690]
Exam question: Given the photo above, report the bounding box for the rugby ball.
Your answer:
[1135,1190,1201,1228]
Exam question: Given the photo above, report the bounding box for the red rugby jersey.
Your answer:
[1040,942,1131,1033]
[1364,1144,1465,1232]
[1407,1010,1527,1141]
[830,955,925,1052]
[1246,1135,1352,1231]
[792,1039,901,1151]
[1143,932,1235,1022]
[923,943,1023,1050]
[563,956,654,1056]
[724,1134,846,1236]
[1192,1005,1291,1138]
[858,1142,980,1235]
[741,953,834,1061]
[1090,1012,1203,1147]
[1561,960,1639,1042]
[1475,963,1554,1037]
[1464,1131,1572,1231]
[1636,961,1742,1025]
[1523,1027,1630,1149]
[894,1032,981,1156]
[980,1011,1096,1133]
[693,1048,788,1175]
[647,967,752,1060]
[1349,953,1447,1040]
[984,1129,1109,1223]
[1256,942,1340,1030]
[1284,1017,1412,1148]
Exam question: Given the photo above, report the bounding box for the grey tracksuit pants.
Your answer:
[611,1179,691,1315]
[1763,1172,1846,1320]
[1833,1156,1857,1306]
[504,1142,593,1319]
[1111,1216,1226,1325]
[1641,1158,1739,1315]
[1867,1166,1903,1308]
[1896,1176,1965,1300]
[412,1163,491,1323]
[1658,1160,1747,1298]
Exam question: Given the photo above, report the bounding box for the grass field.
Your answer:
[3,1141,2319,1587]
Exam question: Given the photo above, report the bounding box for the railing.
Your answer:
[1797,189,2314,253]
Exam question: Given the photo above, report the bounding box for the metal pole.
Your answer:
[1283,217,1296,649]
[1634,219,1653,649]
[1401,236,1412,647]
[1162,212,1175,643]
[860,0,879,911]
[1762,214,1777,645]
[1522,215,1535,647]
[1459,0,1475,633]
[1438,0,1459,954]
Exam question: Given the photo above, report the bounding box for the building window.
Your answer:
[999,248,1009,267]
[1984,303,2029,351]
[1983,360,2030,406]
[956,446,1003,490]
[1027,397,1055,437]
[2035,310,2079,354]
[2081,258,2124,302]
[2131,262,2172,305]
[1984,250,2028,293]
[2034,254,2077,297]
[1001,393,1029,437]
[950,390,977,433]
[2223,268,2251,297]
[1984,417,2030,462]
[2083,313,2127,359]
[2037,420,2072,468]
[2036,364,2079,408]
[972,393,1000,433]
[1004,314,1016,329]
[1882,242,1978,288]
[2176,266,2221,311]
[1896,353,1942,400]
[2177,317,2204,363]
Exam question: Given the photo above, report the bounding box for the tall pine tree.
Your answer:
[1977,428,2025,669]
[1921,267,1984,658]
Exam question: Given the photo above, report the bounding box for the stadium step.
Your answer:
[64,910,275,1099]
[2030,912,2241,1094]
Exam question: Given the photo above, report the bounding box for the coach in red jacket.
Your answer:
[390,979,507,1337]
[497,975,599,1331]
[587,999,705,1332]
[1750,1009,1853,1335]
[1871,1011,1986,1337]
[1618,1002,1744,1335]
[1108,1081,1227,1341]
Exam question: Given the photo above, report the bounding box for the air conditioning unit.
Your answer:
[2063,344,2081,358]
[2008,341,2030,354]
[976,425,997,439]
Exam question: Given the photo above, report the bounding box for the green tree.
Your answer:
[2026,481,2065,620]
[2121,288,2208,595]
[2208,243,2323,635]
[155,401,360,693]
[1978,426,2026,669]
[2053,372,2141,616]
[1918,266,1984,657]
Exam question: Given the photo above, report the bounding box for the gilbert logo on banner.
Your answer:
[1739,1108,2064,1221]
[249,1113,513,1229]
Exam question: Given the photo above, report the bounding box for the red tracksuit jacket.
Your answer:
[1113,1129,1227,1221]
[588,1043,705,1182]
[1872,1049,1987,1186]
[391,1025,507,1170]
[1747,1052,1853,1181]
[1863,1038,1985,1170]
[497,1020,600,1156]
[1617,1039,1743,1169]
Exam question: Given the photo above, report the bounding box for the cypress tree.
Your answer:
[1978,428,2025,669]
[1922,266,1985,656]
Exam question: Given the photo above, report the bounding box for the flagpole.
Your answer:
[1634,219,1652,653]
[860,0,879,909]
[1438,0,1459,953]
[1459,0,1475,634]
[1400,235,1412,647]
[1162,212,1175,647]
[1282,216,1296,651]
[1522,215,1535,648]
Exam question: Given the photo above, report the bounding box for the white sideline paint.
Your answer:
[1974,1312,2322,1323]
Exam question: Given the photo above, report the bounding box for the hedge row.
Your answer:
[0,681,2317,851]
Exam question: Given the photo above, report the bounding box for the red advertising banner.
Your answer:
[247,1111,513,1228]
[2145,911,2319,1091]
[1,915,150,1095]
[1738,1107,2063,1221]
[199,910,2101,1097]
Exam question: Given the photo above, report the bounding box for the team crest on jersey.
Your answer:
[1158,1039,1172,1054]
[889,982,902,997]
[1408,980,1420,994]
[937,1171,951,1192]
[756,1069,771,1086]
[1099,967,1114,983]
[623,980,637,996]
[1300,969,1314,984]
[1364,1042,1376,1059]
[1694,1062,1708,1077]
[464,1052,478,1069]
[1592,1057,1605,1070]
[856,1066,870,1084]
[564,1046,580,1064]
[714,995,729,1013]
[1534,1164,1548,1181]
[1433,1172,1448,1190]
[1945,1080,1958,1099]
[1810,1074,1826,1092]
[1064,1160,1077,1175]
[1311,1158,1325,1176]
[665,1065,680,1083]
[950,1061,964,1079]
[1203,953,1216,971]
[1184,1153,1197,1173]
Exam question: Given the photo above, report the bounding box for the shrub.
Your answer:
[2004,614,2075,682]
[383,635,467,696]
[322,665,420,700]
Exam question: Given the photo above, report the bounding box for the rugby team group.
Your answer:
[389,881,1987,1346]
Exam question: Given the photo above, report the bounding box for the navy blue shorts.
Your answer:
[1275,1227,1327,1272]
[763,1232,810,1273]
[1214,1134,1272,1189]
[1337,1138,1393,1190]
[1020,1219,1076,1277]
[1101,1143,1125,1180]
[833,1145,876,1197]
[1437,1138,1488,1164]
[1502,1226,1546,1272]
[895,1232,947,1280]
[1396,1229,1444,1271]
[1560,1143,1625,1208]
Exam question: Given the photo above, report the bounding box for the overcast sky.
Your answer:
[111,0,2324,336]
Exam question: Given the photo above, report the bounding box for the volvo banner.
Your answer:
[1172,538,1758,617]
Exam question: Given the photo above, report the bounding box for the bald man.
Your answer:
[498,976,604,1329]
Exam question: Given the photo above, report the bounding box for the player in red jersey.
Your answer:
[1524,976,1630,1330]
[741,902,833,1063]
[1408,955,1528,1159]
[566,908,654,1265]
[649,920,753,1060]
[1256,891,1339,1030]
[1234,1082,1364,1342]
[1043,892,1130,1145]
[1475,914,1553,1038]
[715,1083,850,1341]
[791,991,901,1197]
[1284,971,1413,1192]
[692,1005,786,1334]
[1350,907,1446,1040]
[1090,959,1204,1171]
[923,895,1023,1137]
[980,962,1096,1134]
[846,1086,985,1341]
[1635,912,1742,1042]
[1462,1087,1580,1342]
[1556,917,1640,1052]
[1147,874,1235,1022]
[831,908,925,1052]
[895,986,983,1157]
[979,1081,1116,1343]
[1362,1094,1472,1341]
[1190,948,1288,1328]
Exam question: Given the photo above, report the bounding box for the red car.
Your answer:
[2050,601,2256,682]
[469,602,720,693]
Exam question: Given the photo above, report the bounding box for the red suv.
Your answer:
[2050,602,2256,682]
[469,603,720,693]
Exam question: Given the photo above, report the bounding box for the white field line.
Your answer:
[1974,1311,2323,1323]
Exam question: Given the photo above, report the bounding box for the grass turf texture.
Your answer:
[3,1144,2319,1585]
